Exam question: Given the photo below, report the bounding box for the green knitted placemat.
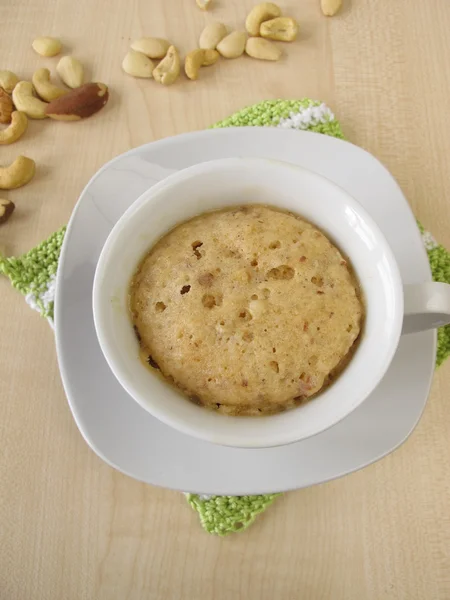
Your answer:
[1,99,449,536]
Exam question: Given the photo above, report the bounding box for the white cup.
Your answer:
[93,158,450,448]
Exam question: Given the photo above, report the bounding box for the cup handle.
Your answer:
[402,282,450,334]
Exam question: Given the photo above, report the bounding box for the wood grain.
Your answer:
[1,0,449,598]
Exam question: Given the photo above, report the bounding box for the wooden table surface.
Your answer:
[1,0,449,598]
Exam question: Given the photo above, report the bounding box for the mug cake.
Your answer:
[130,205,363,416]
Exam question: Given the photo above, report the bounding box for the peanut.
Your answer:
[32,36,62,57]
[245,37,282,60]
[185,49,219,80]
[203,49,220,66]
[57,56,84,89]
[199,22,227,50]
[0,71,19,94]
[122,50,154,78]
[217,31,247,59]
[153,46,180,86]
[245,3,281,36]
[321,0,342,16]
[131,38,170,59]
[260,17,299,41]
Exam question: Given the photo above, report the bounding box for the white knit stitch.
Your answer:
[25,274,56,318]
[40,275,56,311]
[422,230,438,251]
[278,103,335,130]
[184,493,212,500]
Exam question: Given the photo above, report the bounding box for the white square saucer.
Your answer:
[55,128,436,495]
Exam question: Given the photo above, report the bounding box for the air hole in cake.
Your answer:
[267,265,294,280]
[242,331,254,342]
[192,240,203,259]
[269,360,279,373]
[239,309,252,321]
[198,272,214,287]
[202,293,222,308]
[311,275,324,286]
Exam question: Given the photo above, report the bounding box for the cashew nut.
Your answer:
[32,36,62,57]
[122,50,154,78]
[321,0,342,16]
[12,82,48,119]
[131,38,170,59]
[199,22,227,50]
[57,56,84,89]
[32,68,67,102]
[245,37,282,61]
[0,70,19,94]
[216,31,247,59]
[196,0,212,9]
[260,17,299,41]
[0,112,28,145]
[153,46,180,86]
[245,3,281,36]
[0,156,36,190]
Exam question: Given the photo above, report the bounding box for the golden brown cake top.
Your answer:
[130,205,363,416]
